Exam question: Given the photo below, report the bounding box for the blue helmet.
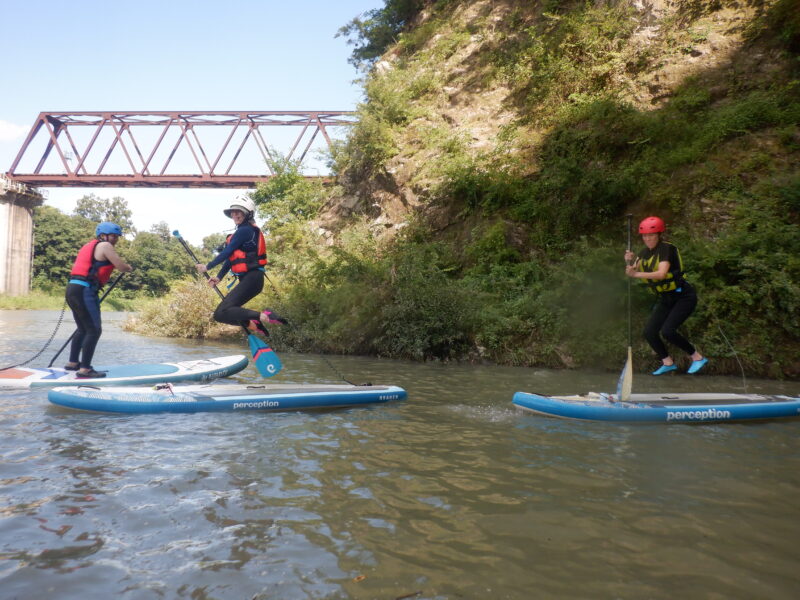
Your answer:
[96,222,122,237]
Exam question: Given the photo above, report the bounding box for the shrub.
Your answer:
[124,279,239,339]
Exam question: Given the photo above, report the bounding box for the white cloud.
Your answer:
[0,120,29,141]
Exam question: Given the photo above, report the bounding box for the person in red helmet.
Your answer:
[624,216,708,375]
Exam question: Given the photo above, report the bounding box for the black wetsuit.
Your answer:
[66,272,109,369]
[637,241,697,359]
[206,223,265,327]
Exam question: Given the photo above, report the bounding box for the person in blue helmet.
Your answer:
[64,222,133,378]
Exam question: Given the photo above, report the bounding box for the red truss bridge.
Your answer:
[4,111,357,188]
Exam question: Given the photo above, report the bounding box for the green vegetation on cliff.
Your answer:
[295,0,800,377]
[137,0,800,377]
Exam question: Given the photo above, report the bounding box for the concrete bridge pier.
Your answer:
[1,177,44,296]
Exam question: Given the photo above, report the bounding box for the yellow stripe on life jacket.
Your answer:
[638,242,685,294]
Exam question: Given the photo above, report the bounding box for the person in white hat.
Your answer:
[195,196,286,334]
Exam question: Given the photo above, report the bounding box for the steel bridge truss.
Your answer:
[5,111,357,188]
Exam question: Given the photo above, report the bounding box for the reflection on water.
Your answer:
[1,311,799,599]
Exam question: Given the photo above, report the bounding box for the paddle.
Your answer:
[172,230,282,378]
[616,214,634,402]
[47,272,126,368]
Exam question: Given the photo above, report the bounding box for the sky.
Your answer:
[0,0,382,245]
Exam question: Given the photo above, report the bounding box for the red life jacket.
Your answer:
[70,239,115,286]
[227,227,267,274]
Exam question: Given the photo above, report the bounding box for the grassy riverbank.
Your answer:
[0,291,67,311]
[0,291,151,313]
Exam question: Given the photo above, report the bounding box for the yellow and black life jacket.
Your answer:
[638,241,686,294]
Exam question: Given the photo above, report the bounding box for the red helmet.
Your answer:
[639,216,665,234]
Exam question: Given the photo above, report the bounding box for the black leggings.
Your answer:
[66,283,102,369]
[643,285,698,360]
[213,270,264,327]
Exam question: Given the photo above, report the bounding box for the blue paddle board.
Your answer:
[1,355,249,389]
[512,391,800,423]
[47,383,407,413]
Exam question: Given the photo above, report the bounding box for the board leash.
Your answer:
[0,301,68,371]
[716,323,748,394]
[264,273,368,386]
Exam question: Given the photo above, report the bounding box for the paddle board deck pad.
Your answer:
[47,383,407,413]
[512,391,800,423]
[1,355,249,389]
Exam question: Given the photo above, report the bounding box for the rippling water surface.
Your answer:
[1,310,799,599]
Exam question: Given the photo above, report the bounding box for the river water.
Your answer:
[1,310,799,599]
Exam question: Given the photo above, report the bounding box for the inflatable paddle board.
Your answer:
[1,355,249,389]
[47,383,407,413]
[512,391,800,423]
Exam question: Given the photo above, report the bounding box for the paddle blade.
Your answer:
[248,335,282,377]
[616,346,633,402]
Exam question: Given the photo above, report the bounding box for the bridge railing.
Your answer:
[5,111,357,188]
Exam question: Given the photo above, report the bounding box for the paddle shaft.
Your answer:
[173,231,253,335]
[626,214,633,348]
[48,272,126,368]
[173,233,225,300]
[616,214,635,402]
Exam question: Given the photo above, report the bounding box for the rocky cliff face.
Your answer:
[318,0,796,240]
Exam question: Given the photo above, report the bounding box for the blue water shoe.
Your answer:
[652,364,678,376]
[687,358,708,374]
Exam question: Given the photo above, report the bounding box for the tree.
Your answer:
[149,221,172,241]
[122,226,196,296]
[31,206,94,292]
[202,233,226,255]
[31,207,198,298]
[253,153,325,226]
[337,0,426,70]
[74,194,135,233]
